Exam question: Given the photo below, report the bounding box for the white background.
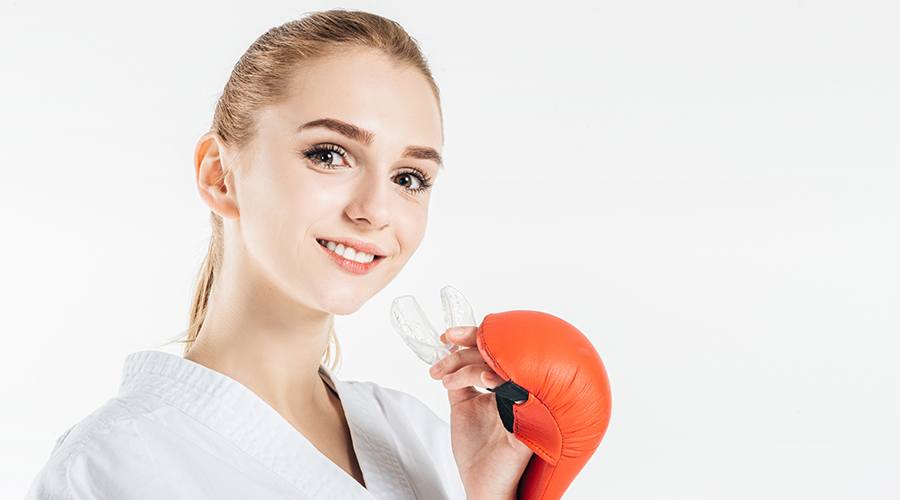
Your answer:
[2,1,898,498]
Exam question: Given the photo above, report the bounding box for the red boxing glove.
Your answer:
[477,310,612,500]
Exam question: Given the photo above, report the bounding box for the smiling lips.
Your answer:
[316,236,387,257]
[316,238,385,275]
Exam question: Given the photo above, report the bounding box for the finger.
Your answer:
[480,369,505,389]
[429,347,485,379]
[441,364,504,390]
[438,326,478,348]
[444,384,481,406]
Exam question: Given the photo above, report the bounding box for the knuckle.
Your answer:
[463,347,485,363]
[443,352,461,370]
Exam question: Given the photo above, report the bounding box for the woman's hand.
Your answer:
[429,326,533,500]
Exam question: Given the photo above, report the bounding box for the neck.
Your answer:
[184,247,335,422]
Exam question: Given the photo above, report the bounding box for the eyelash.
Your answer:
[302,143,434,195]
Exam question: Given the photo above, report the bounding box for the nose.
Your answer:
[346,167,391,229]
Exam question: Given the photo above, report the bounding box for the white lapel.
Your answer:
[119,351,386,499]
[319,364,418,499]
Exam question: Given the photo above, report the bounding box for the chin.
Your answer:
[327,302,365,316]
[317,292,370,316]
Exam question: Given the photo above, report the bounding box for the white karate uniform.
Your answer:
[25,350,466,499]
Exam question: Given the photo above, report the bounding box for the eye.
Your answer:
[303,143,350,168]
[301,143,434,196]
[395,169,434,196]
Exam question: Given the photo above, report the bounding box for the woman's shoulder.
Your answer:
[25,396,169,499]
[38,396,144,459]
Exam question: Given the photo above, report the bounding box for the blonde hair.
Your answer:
[174,9,442,372]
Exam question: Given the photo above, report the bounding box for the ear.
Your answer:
[194,131,239,219]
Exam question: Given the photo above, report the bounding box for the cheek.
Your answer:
[236,164,323,274]
[394,208,429,258]
[238,184,297,275]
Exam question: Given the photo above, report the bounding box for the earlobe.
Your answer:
[194,132,240,220]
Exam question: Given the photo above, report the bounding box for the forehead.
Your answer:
[271,49,443,150]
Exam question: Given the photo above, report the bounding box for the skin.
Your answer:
[187,47,531,498]
[431,327,534,500]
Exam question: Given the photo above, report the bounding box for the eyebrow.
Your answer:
[298,117,444,169]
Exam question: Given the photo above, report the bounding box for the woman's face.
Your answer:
[223,48,443,316]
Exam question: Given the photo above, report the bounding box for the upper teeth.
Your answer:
[317,239,378,264]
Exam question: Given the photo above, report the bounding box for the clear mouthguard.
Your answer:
[390,285,478,365]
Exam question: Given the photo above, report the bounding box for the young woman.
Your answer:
[26,9,532,500]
